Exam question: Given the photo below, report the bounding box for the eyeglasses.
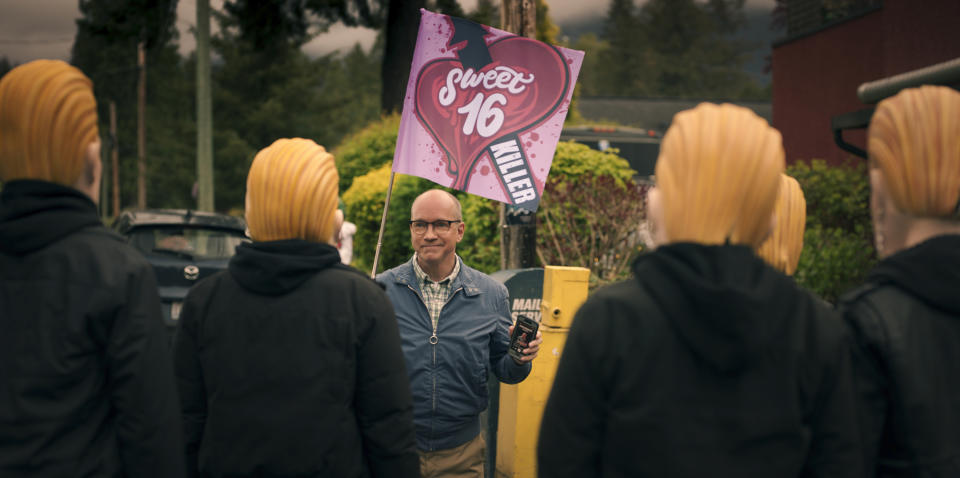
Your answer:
[409,219,462,235]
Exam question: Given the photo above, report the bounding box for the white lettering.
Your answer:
[508,178,532,192]
[498,159,524,174]
[490,140,520,158]
[438,69,462,106]
[503,170,527,183]
[512,189,537,203]
[436,66,535,109]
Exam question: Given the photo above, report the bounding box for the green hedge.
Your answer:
[334,114,401,194]
[788,159,876,303]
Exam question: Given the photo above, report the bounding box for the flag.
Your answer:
[393,9,584,212]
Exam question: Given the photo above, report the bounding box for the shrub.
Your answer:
[333,114,401,194]
[788,159,876,302]
[538,173,649,288]
[459,193,502,273]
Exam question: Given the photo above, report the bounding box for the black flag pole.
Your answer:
[370,171,397,278]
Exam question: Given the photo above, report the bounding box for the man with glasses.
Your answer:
[378,189,542,478]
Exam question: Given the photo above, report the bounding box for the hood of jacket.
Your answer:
[228,239,342,295]
[0,180,104,255]
[633,243,798,375]
[867,234,960,315]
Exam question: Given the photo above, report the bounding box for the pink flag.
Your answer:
[393,9,584,212]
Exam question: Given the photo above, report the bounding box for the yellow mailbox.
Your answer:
[496,265,590,478]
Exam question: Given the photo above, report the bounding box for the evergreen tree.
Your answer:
[71,0,191,210]
[536,0,560,44]
[584,0,764,100]
[0,56,15,78]
[597,0,650,96]
[211,1,384,210]
[431,0,464,17]
[467,0,498,28]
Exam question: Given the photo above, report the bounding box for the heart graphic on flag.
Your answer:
[414,34,570,194]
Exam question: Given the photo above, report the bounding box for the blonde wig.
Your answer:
[655,103,785,246]
[756,174,807,275]
[245,138,340,243]
[868,85,960,219]
[0,60,99,185]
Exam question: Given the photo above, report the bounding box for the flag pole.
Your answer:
[370,171,397,278]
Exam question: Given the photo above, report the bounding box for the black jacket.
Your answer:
[839,234,960,477]
[173,239,419,478]
[0,180,185,477]
[538,243,861,478]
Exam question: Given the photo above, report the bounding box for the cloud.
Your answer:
[0,0,77,62]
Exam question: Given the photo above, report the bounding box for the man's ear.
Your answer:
[456,220,465,242]
[74,140,102,204]
[646,187,668,248]
[331,209,345,245]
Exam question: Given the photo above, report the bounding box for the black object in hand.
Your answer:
[509,314,539,361]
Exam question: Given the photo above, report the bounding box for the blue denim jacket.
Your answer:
[378,256,531,451]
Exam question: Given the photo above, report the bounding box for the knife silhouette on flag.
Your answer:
[449,17,493,70]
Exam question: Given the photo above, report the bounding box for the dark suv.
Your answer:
[113,209,248,340]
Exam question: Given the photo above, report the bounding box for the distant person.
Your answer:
[377,189,542,478]
[839,85,960,477]
[756,174,807,275]
[337,200,357,265]
[537,103,861,478]
[173,138,419,478]
[0,60,185,477]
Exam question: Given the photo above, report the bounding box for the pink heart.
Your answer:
[415,34,570,194]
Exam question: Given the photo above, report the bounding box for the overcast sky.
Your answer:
[0,0,776,63]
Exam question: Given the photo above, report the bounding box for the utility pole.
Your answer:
[137,40,147,209]
[110,101,120,216]
[196,0,214,211]
[499,0,537,270]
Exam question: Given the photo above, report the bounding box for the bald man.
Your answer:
[378,189,543,478]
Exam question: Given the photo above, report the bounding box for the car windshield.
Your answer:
[129,226,248,260]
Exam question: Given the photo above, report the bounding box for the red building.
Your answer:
[771,0,960,165]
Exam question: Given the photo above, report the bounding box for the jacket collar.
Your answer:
[393,255,482,297]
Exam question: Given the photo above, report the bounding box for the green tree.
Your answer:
[467,0,498,27]
[590,0,765,99]
[571,33,609,97]
[71,0,191,211]
[596,0,648,96]
[431,0,464,17]
[210,0,384,211]
[0,56,15,78]
[535,0,560,44]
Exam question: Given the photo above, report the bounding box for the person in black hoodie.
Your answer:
[537,103,861,478]
[838,85,960,477]
[173,138,420,478]
[0,60,185,476]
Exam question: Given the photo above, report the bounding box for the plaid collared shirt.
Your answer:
[412,254,461,331]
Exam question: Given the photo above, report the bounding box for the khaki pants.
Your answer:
[419,433,486,478]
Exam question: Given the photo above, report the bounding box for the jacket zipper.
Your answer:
[407,283,463,451]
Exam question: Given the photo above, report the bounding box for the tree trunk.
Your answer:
[499,0,537,270]
[381,0,426,114]
[500,0,536,38]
